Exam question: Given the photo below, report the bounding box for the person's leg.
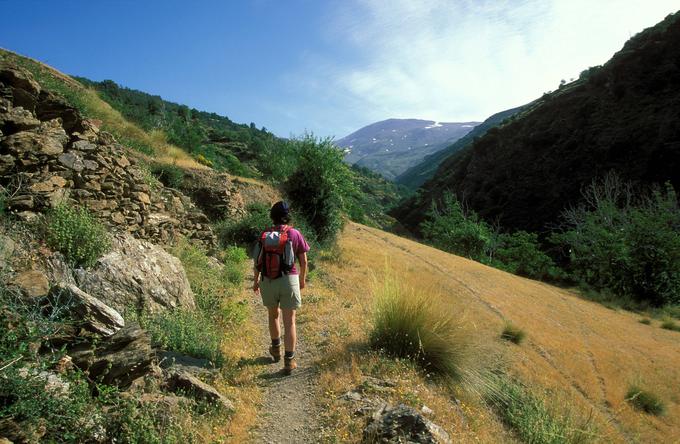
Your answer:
[267,305,281,341]
[282,308,296,354]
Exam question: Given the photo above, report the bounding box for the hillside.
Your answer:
[75,77,278,177]
[315,223,680,442]
[336,118,478,180]
[395,106,525,188]
[394,11,680,234]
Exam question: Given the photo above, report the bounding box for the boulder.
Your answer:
[164,370,234,411]
[1,126,65,157]
[75,233,195,313]
[49,282,125,336]
[363,404,451,444]
[68,323,155,388]
[0,105,40,133]
[0,66,41,97]
[12,270,50,299]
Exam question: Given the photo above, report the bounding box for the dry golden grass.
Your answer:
[319,223,680,443]
[304,244,513,442]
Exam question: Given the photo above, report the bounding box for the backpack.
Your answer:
[255,225,295,279]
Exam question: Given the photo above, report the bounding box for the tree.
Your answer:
[284,135,356,244]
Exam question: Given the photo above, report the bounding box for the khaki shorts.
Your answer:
[260,274,301,309]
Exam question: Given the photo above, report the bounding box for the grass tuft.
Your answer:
[500,322,526,344]
[368,274,473,379]
[626,385,665,415]
[660,319,680,332]
[638,318,652,325]
[487,375,596,444]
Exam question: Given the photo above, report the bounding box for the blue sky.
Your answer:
[1,0,678,138]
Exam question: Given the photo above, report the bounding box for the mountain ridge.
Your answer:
[394,11,680,234]
[336,118,478,180]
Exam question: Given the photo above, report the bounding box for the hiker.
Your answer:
[253,201,309,374]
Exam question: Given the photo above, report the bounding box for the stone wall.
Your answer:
[0,64,215,246]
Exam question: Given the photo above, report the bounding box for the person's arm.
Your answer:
[298,252,308,290]
[253,266,260,294]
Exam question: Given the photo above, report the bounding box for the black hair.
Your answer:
[271,213,291,225]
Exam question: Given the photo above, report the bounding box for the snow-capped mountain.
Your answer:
[336,118,478,180]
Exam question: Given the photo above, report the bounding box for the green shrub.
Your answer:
[487,376,594,444]
[369,275,472,379]
[420,192,491,261]
[139,308,224,366]
[45,203,111,268]
[215,203,271,247]
[639,318,652,325]
[0,368,100,442]
[150,163,185,188]
[553,176,680,307]
[284,135,356,245]
[626,386,665,415]
[500,323,526,344]
[489,231,559,280]
[660,319,680,331]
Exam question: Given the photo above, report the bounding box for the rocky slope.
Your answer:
[394,11,680,234]
[0,63,244,442]
[337,118,478,180]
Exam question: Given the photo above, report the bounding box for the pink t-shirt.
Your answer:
[275,225,309,275]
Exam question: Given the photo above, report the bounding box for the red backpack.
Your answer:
[255,225,295,279]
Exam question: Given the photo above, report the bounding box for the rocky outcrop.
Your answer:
[74,233,194,313]
[49,282,125,336]
[0,64,215,246]
[180,168,246,221]
[164,369,234,411]
[363,404,451,444]
[68,323,155,388]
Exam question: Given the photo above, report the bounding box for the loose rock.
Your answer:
[363,404,451,444]
[49,282,125,336]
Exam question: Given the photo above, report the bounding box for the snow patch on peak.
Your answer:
[423,122,443,129]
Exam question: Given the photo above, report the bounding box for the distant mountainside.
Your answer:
[395,106,525,188]
[394,11,680,234]
[336,118,478,180]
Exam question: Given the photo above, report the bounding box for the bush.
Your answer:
[45,203,111,268]
[553,176,680,306]
[215,203,271,248]
[626,386,665,415]
[420,192,491,261]
[150,163,185,188]
[284,135,356,245]
[140,308,225,366]
[369,275,472,379]
[489,231,558,280]
[500,323,526,344]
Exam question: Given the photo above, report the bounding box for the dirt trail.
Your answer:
[248,287,323,444]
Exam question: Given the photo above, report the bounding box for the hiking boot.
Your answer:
[269,344,282,362]
[284,356,297,375]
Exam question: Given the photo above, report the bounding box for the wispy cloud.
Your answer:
[282,0,678,137]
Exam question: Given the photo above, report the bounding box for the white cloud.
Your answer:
[282,0,679,136]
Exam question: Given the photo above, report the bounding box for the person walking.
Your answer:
[253,201,309,375]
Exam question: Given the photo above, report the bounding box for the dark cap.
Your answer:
[270,201,290,218]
